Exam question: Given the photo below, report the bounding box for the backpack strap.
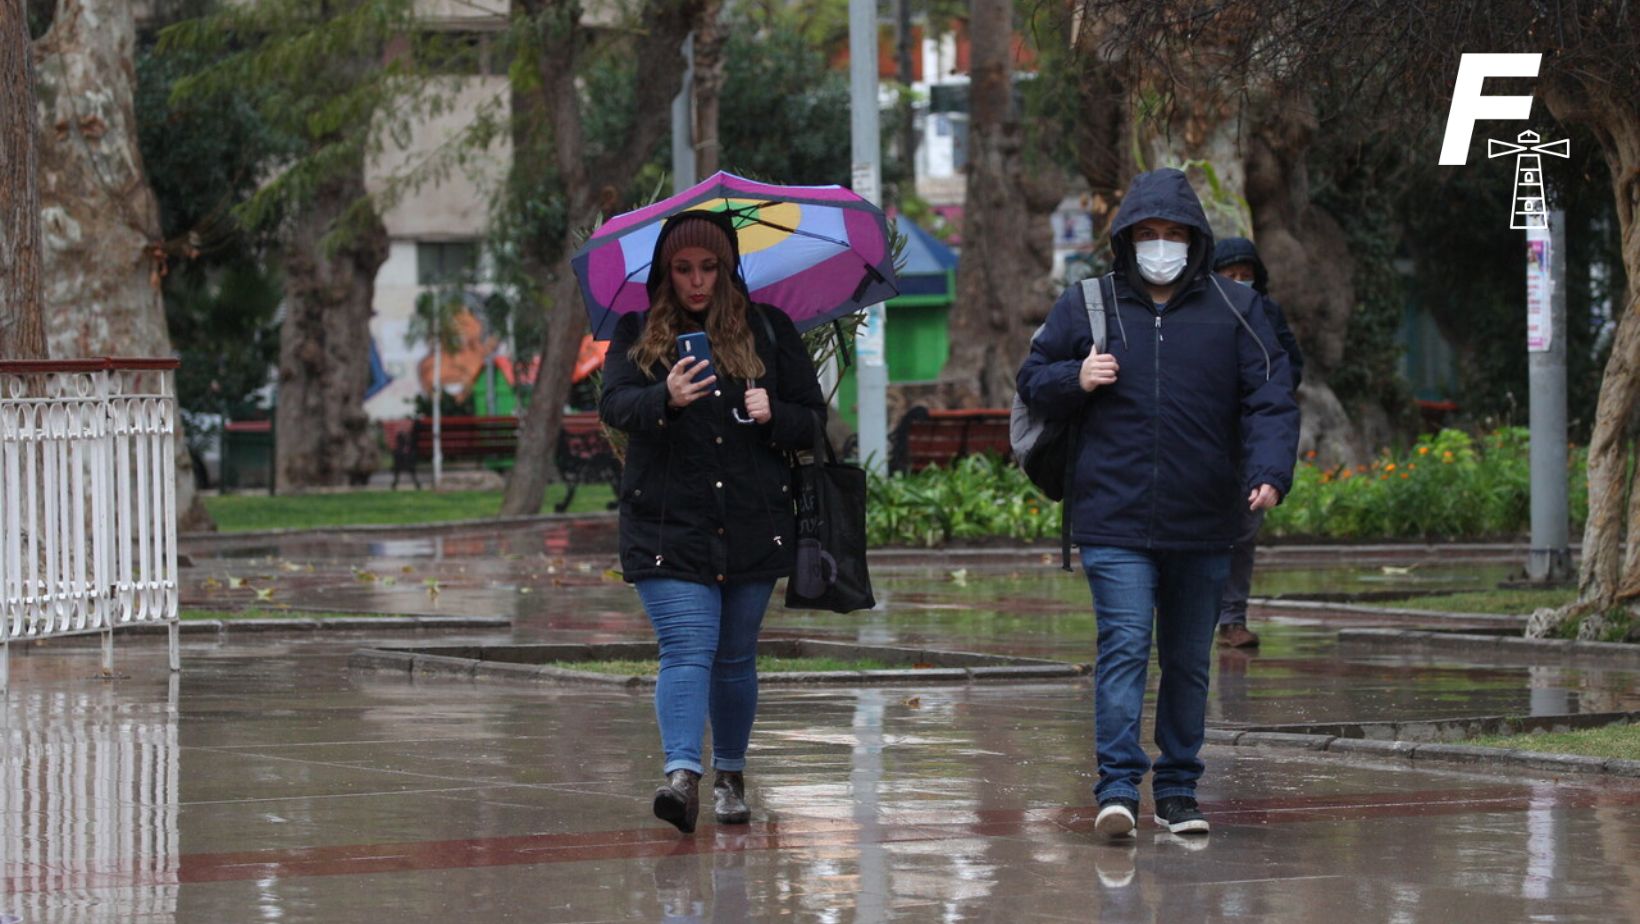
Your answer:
[1078,275,1108,354]
[1059,275,1110,572]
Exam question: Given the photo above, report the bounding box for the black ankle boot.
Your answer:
[653,770,701,833]
[713,770,750,824]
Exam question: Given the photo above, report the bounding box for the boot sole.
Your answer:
[653,787,697,833]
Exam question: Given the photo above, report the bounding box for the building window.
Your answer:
[417,241,480,286]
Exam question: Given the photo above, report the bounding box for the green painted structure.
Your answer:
[839,217,960,429]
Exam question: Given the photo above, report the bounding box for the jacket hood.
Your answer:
[1213,236,1269,294]
[644,209,750,300]
[1109,169,1215,294]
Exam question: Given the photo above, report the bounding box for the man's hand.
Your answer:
[1080,347,1119,392]
[1248,484,1281,511]
[666,357,716,408]
[743,387,772,424]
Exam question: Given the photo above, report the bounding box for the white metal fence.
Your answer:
[0,683,181,922]
[0,359,181,691]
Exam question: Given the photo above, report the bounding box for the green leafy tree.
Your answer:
[161,0,450,490]
[135,22,289,473]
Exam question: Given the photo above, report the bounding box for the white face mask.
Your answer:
[1135,239,1190,285]
[1234,278,1254,288]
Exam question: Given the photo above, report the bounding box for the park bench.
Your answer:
[553,412,622,513]
[888,406,1013,473]
[391,413,620,512]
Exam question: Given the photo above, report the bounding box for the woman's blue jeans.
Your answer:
[1081,546,1230,803]
[635,578,776,777]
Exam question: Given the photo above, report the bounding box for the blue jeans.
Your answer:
[635,578,776,777]
[1081,546,1230,803]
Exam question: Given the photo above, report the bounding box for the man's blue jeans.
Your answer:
[1081,546,1230,803]
[635,578,776,776]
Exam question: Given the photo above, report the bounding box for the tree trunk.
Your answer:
[274,164,388,491]
[1243,94,1371,465]
[499,0,701,517]
[939,0,1058,408]
[692,0,724,176]
[1528,81,1640,639]
[1,0,44,359]
[33,0,209,529]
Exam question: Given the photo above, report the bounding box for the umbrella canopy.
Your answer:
[572,171,899,340]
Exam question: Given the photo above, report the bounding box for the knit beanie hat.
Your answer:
[660,216,736,267]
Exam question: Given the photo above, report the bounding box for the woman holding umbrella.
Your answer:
[600,210,827,834]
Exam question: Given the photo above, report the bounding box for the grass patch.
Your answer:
[1469,722,1640,761]
[203,485,616,533]
[1368,588,1577,615]
[548,656,901,676]
[181,608,410,621]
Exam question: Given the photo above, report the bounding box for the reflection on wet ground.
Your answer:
[0,520,1634,922]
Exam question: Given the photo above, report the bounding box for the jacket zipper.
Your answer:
[1150,312,1161,549]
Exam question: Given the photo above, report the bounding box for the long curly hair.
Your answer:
[629,258,766,382]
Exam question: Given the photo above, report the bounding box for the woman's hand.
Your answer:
[744,387,772,424]
[666,357,717,408]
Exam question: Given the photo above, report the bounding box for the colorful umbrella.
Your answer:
[572,171,900,340]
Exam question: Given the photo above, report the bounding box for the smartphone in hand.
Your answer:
[676,332,716,384]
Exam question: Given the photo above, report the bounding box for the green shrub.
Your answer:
[1265,427,1587,540]
[868,454,1058,547]
[864,428,1588,546]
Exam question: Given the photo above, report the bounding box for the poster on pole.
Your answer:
[855,303,886,367]
[1525,230,1552,353]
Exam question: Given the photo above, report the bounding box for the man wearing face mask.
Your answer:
[1016,169,1299,840]
[1211,237,1305,649]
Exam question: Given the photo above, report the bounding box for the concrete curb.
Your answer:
[348,639,1092,687]
[181,511,618,543]
[118,615,511,635]
[1252,598,1528,623]
[1207,718,1639,778]
[1337,628,1640,665]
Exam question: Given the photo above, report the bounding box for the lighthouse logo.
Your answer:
[1438,53,1570,229]
[1488,130,1570,229]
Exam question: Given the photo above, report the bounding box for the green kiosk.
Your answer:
[838,216,959,428]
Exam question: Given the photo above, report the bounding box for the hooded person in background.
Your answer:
[1016,169,1299,840]
[1211,237,1305,649]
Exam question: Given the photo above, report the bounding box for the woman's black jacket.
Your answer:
[599,306,826,586]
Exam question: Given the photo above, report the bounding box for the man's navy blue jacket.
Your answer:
[1016,169,1300,551]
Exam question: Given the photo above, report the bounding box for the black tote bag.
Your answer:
[785,413,876,613]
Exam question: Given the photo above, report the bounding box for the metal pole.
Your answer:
[850,0,888,474]
[672,33,696,194]
[1526,204,1570,583]
[432,343,443,489]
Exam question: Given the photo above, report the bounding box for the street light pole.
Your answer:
[849,0,888,473]
[671,33,696,195]
[1525,204,1571,583]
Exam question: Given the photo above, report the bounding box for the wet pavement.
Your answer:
[3,520,1638,922]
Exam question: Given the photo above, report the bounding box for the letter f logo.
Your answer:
[1439,53,1543,165]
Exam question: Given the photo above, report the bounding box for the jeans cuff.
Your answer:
[1153,785,1197,801]
[1096,782,1141,803]
[712,757,747,772]
[664,758,705,776]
